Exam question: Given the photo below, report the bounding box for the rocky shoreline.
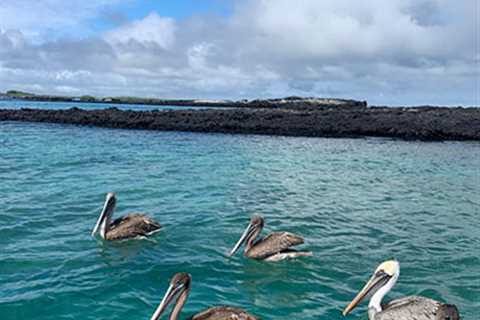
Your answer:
[1,105,479,141]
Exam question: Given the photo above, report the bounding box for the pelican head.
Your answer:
[91,192,117,239]
[229,215,264,256]
[150,273,191,320]
[343,260,400,316]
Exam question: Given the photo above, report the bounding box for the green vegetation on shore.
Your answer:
[0,90,231,106]
[5,90,37,98]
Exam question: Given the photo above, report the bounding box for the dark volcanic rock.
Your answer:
[0,106,479,141]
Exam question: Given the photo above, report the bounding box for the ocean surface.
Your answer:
[0,102,479,319]
[0,99,218,111]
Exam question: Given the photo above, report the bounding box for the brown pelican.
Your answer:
[229,215,312,262]
[150,273,258,320]
[342,260,460,320]
[91,192,161,241]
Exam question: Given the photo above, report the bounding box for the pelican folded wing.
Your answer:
[106,214,161,240]
[246,232,304,260]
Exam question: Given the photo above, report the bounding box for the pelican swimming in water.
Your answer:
[150,273,258,320]
[229,215,312,262]
[91,192,161,241]
[342,260,460,320]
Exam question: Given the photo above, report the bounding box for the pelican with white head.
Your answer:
[343,260,460,320]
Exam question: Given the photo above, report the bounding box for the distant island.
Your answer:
[0,90,367,110]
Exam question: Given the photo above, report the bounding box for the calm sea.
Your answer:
[0,101,479,319]
[0,99,219,111]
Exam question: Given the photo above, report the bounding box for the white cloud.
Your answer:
[0,0,127,41]
[104,13,176,49]
[0,1,478,105]
[0,29,26,50]
[232,0,469,61]
[187,43,212,70]
[54,70,92,81]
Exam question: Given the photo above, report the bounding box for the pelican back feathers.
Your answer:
[106,214,161,240]
[376,296,460,320]
[191,306,258,320]
[245,231,305,260]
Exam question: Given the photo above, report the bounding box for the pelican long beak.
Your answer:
[150,283,184,320]
[229,222,254,256]
[91,194,115,237]
[342,271,391,316]
[91,205,107,237]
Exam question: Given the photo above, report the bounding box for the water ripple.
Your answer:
[0,122,479,319]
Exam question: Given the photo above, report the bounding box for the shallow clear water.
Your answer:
[0,99,218,111]
[1,120,479,319]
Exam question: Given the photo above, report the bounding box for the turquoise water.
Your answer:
[0,99,218,111]
[1,120,479,319]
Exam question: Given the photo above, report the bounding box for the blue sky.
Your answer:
[119,0,233,20]
[0,0,478,105]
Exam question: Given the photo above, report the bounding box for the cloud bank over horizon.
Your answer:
[0,0,478,105]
